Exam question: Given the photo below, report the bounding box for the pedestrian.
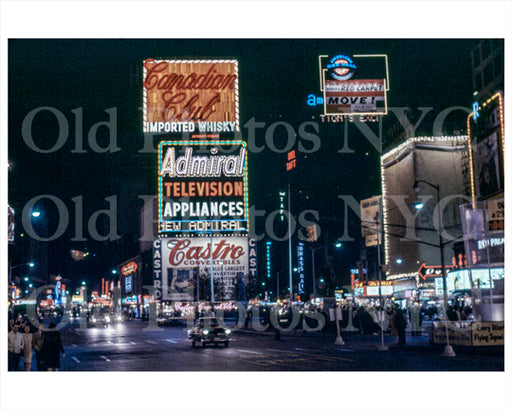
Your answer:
[446,305,459,321]
[33,323,46,371]
[389,308,399,344]
[8,324,24,371]
[41,322,65,371]
[22,325,34,371]
[410,302,421,336]
[393,307,407,346]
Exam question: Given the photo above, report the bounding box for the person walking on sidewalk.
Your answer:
[22,325,34,371]
[393,307,407,346]
[389,307,399,344]
[8,324,24,371]
[41,322,65,371]
[32,324,45,371]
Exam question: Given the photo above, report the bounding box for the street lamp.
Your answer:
[413,179,456,357]
[9,262,35,285]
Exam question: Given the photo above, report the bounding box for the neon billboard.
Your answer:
[318,54,389,116]
[158,140,249,235]
[142,59,239,134]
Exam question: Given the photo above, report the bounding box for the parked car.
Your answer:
[187,317,232,348]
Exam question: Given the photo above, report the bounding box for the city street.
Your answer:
[54,319,503,371]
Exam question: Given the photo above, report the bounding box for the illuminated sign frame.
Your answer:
[158,140,249,235]
[318,54,389,117]
[466,91,505,205]
[142,59,239,134]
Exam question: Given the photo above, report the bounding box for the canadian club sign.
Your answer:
[153,237,253,301]
[142,59,239,133]
[158,140,248,235]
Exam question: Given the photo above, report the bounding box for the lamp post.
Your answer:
[413,179,455,357]
[375,201,388,351]
[311,247,320,302]
[9,262,35,285]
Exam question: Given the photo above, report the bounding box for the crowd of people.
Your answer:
[7,316,65,371]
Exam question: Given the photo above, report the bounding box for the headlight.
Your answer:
[202,330,209,335]
[105,316,110,322]
[225,329,231,335]
[92,318,96,323]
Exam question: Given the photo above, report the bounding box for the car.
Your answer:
[87,308,112,328]
[187,317,232,348]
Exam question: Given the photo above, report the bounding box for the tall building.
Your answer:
[381,135,470,300]
[470,39,504,102]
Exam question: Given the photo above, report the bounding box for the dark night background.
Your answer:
[8,38,481,294]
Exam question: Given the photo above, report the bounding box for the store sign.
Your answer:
[125,275,133,293]
[153,239,163,302]
[156,237,250,301]
[121,261,138,276]
[143,59,239,134]
[486,198,504,231]
[286,150,297,171]
[158,141,248,235]
[297,242,305,294]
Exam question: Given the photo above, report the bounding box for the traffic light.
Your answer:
[306,225,318,242]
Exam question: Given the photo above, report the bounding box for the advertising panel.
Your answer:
[158,140,248,235]
[360,196,381,247]
[143,59,239,134]
[325,79,386,115]
[297,242,305,295]
[431,321,504,346]
[460,201,504,268]
[8,205,15,243]
[118,256,142,297]
[319,54,389,116]
[157,237,250,301]
[468,92,504,201]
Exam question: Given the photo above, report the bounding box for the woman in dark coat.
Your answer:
[41,322,65,371]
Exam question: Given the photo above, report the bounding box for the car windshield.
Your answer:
[198,318,219,328]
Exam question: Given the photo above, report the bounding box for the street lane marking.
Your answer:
[237,349,264,355]
[147,340,157,344]
[71,357,80,363]
[100,355,111,362]
[129,342,136,345]
[71,344,77,347]
[106,341,113,344]
[165,339,178,343]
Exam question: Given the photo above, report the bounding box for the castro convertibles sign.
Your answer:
[158,140,248,235]
[142,59,239,133]
[154,237,250,301]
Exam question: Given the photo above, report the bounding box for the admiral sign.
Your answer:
[158,140,248,235]
[143,59,239,134]
[319,54,389,116]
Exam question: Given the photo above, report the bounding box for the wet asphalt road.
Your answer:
[56,318,504,372]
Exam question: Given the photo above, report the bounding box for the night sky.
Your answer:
[8,38,481,288]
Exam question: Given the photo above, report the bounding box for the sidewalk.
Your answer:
[234,326,503,355]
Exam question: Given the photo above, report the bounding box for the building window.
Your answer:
[484,64,493,86]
